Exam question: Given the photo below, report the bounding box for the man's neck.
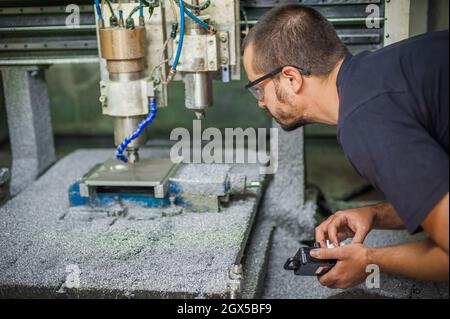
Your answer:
[309,58,343,126]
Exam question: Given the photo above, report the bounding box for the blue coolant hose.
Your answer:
[115,97,158,163]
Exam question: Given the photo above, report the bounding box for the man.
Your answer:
[242,4,449,289]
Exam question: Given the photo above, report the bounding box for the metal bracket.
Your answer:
[226,264,244,299]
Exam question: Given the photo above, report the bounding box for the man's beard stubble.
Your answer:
[265,108,308,131]
[268,82,311,131]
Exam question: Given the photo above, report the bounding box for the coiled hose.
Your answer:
[115,97,158,163]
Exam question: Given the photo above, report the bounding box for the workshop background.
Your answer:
[1,0,449,211]
[0,0,449,299]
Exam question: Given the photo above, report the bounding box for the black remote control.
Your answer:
[284,243,337,276]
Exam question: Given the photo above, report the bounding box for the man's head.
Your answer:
[242,4,348,130]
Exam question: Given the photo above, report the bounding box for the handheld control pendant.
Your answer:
[284,243,337,276]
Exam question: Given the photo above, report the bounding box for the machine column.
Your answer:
[1,66,56,195]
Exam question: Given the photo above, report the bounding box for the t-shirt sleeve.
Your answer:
[339,93,449,234]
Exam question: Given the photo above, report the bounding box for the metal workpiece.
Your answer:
[99,27,147,73]
[80,157,179,199]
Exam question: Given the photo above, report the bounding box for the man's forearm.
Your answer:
[371,201,405,230]
[369,238,449,282]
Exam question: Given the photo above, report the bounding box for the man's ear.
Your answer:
[281,66,303,94]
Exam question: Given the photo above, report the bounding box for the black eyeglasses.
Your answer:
[245,65,311,101]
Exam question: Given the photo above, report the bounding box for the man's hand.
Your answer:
[310,244,372,289]
[315,207,376,248]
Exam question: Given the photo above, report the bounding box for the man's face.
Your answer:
[243,44,310,131]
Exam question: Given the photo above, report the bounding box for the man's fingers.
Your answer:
[327,215,351,246]
[351,226,369,244]
[327,220,341,247]
[315,217,334,246]
[315,227,327,248]
[318,270,339,288]
[338,230,353,242]
[310,247,343,260]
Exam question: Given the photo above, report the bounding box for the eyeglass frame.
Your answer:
[245,65,311,101]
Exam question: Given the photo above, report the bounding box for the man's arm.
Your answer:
[421,193,449,253]
[312,193,449,288]
[369,238,448,282]
[371,201,405,230]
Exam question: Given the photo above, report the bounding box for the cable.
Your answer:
[166,0,185,83]
[105,0,115,16]
[183,6,214,32]
[173,0,211,11]
[127,0,159,25]
[241,7,249,36]
[169,0,178,24]
[127,6,141,21]
[115,97,158,163]
[150,37,174,81]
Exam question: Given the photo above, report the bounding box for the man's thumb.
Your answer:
[310,248,341,260]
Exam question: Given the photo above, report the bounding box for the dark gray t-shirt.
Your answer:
[337,31,449,234]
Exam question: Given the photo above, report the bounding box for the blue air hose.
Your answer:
[183,7,213,32]
[139,0,144,17]
[115,97,158,163]
[170,0,185,74]
[94,0,102,20]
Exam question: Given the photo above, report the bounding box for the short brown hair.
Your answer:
[242,4,348,76]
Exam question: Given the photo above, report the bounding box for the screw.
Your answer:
[169,196,176,207]
[247,181,261,188]
[221,57,228,64]
[99,96,107,106]
[220,34,227,43]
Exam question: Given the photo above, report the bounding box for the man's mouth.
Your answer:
[265,108,307,131]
